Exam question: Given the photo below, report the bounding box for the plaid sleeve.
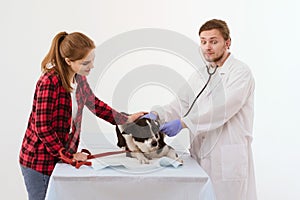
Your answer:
[80,77,128,125]
[35,77,66,157]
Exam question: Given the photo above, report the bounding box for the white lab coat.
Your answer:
[153,54,257,200]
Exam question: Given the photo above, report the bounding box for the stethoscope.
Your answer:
[183,64,218,117]
[182,63,221,160]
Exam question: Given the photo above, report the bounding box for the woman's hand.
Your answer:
[126,111,147,123]
[72,152,88,162]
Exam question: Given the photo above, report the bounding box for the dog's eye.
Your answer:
[155,134,159,138]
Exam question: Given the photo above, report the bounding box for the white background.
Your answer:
[1,0,300,199]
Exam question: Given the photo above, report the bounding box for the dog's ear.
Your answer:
[123,123,140,136]
[115,125,126,148]
[158,131,167,148]
[123,120,151,140]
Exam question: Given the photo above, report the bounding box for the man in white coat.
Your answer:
[145,19,257,200]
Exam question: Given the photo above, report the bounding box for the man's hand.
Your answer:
[140,112,158,120]
[159,119,183,137]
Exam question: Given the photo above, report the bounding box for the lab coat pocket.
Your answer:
[221,144,248,180]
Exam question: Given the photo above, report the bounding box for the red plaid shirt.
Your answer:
[19,70,127,175]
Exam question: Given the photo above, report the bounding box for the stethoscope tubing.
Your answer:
[183,65,218,117]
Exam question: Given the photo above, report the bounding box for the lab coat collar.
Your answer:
[218,53,233,75]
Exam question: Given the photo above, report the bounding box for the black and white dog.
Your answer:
[116,117,183,164]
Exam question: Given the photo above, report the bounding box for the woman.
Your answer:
[19,31,145,200]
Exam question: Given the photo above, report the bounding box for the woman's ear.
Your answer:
[65,58,71,66]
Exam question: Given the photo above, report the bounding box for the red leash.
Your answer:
[59,148,128,169]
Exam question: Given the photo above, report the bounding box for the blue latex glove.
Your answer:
[141,112,158,120]
[159,119,182,137]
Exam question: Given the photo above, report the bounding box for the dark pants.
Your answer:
[20,165,50,200]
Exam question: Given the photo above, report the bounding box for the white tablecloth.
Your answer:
[45,152,215,200]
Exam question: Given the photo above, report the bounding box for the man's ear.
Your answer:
[225,38,231,49]
[65,57,71,66]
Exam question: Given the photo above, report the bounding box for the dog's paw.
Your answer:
[132,152,150,164]
[176,158,184,164]
[168,155,183,164]
[166,150,183,164]
[138,157,150,164]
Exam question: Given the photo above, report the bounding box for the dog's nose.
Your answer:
[151,140,158,147]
